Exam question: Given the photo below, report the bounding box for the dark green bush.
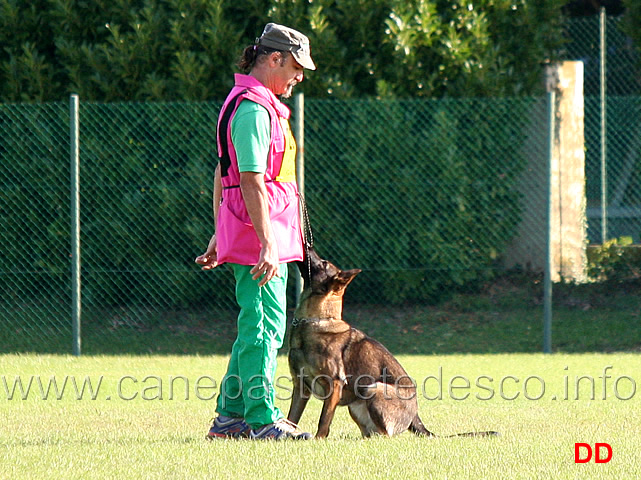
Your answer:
[304,97,534,303]
[0,103,70,300]
[1,96,536,307]
[76,101,228,308]
[587,236,641,282]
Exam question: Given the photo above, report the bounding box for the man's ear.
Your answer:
[268,51,285,67]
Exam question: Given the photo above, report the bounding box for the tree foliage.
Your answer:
[273,0,568,98]
[623,0,641,66]
[0,0,571,101]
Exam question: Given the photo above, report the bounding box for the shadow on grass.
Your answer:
[2,273,640,355]
[0,307,239,356]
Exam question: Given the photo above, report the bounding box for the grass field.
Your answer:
[2,275,641,478]
[2,353,641,479]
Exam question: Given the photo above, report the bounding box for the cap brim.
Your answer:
[292,52,316,71]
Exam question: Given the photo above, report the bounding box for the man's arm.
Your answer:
[213,163,222,223]
[240,171,279,287]
[195,163,222,270]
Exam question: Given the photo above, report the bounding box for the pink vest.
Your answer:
[215,74,303,266]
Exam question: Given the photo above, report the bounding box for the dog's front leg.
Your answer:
[315,379,344,439]
[287,379,310,425]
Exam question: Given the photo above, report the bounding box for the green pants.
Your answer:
[215,263,288,428]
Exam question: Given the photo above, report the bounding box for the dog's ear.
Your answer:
[333,268,361,292]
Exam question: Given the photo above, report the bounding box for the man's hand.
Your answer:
[250,241,280,287]
[240,171,280,287]
[195,234,219,271]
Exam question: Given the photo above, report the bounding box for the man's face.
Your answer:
[274,53,304,98]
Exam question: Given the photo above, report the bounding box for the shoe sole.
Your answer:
[249,433,313,440]
[206,431,250,440]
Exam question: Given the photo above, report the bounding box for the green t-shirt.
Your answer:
[230,100,270,173]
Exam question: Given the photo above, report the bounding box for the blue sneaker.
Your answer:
[206,415,250,439]
[249,418,312,440]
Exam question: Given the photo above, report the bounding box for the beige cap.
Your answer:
[257,23,316,71]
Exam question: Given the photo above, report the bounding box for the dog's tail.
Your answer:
[409,415,435,437]
[444,430,500,438]
[410,415,499,438]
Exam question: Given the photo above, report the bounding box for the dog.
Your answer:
[287,247,498,439]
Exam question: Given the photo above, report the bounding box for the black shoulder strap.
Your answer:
[217,90,247,178]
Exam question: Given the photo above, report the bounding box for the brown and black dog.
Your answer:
[287,247,498,439]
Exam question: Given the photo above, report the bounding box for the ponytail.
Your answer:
[237,44,282,73]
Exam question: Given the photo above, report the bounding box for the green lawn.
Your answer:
[2,275,640,478]
[2,353,640,479]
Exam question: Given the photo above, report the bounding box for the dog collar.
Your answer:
[292,317,322,327]
[291,317,350,334]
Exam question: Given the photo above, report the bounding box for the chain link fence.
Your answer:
[0,94,559,354]
[303,96,548,302]
[1,13,639,355]
[1,103,71,350]
[564,13,641,242]
[0,100,243,353]
[0,96,547,354]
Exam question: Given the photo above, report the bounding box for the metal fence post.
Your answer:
[600,7,608,243]
[294,93,305,306]
[544,90,555,354]
[70,94,81,356]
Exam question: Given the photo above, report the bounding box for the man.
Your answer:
[195,23,315,440]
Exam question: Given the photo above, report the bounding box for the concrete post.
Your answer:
[506,61,588,282]
[549,61,588,282]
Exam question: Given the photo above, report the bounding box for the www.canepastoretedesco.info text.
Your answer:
[1,366,636,402]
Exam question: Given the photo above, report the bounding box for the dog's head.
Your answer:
[298,246,361,297]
